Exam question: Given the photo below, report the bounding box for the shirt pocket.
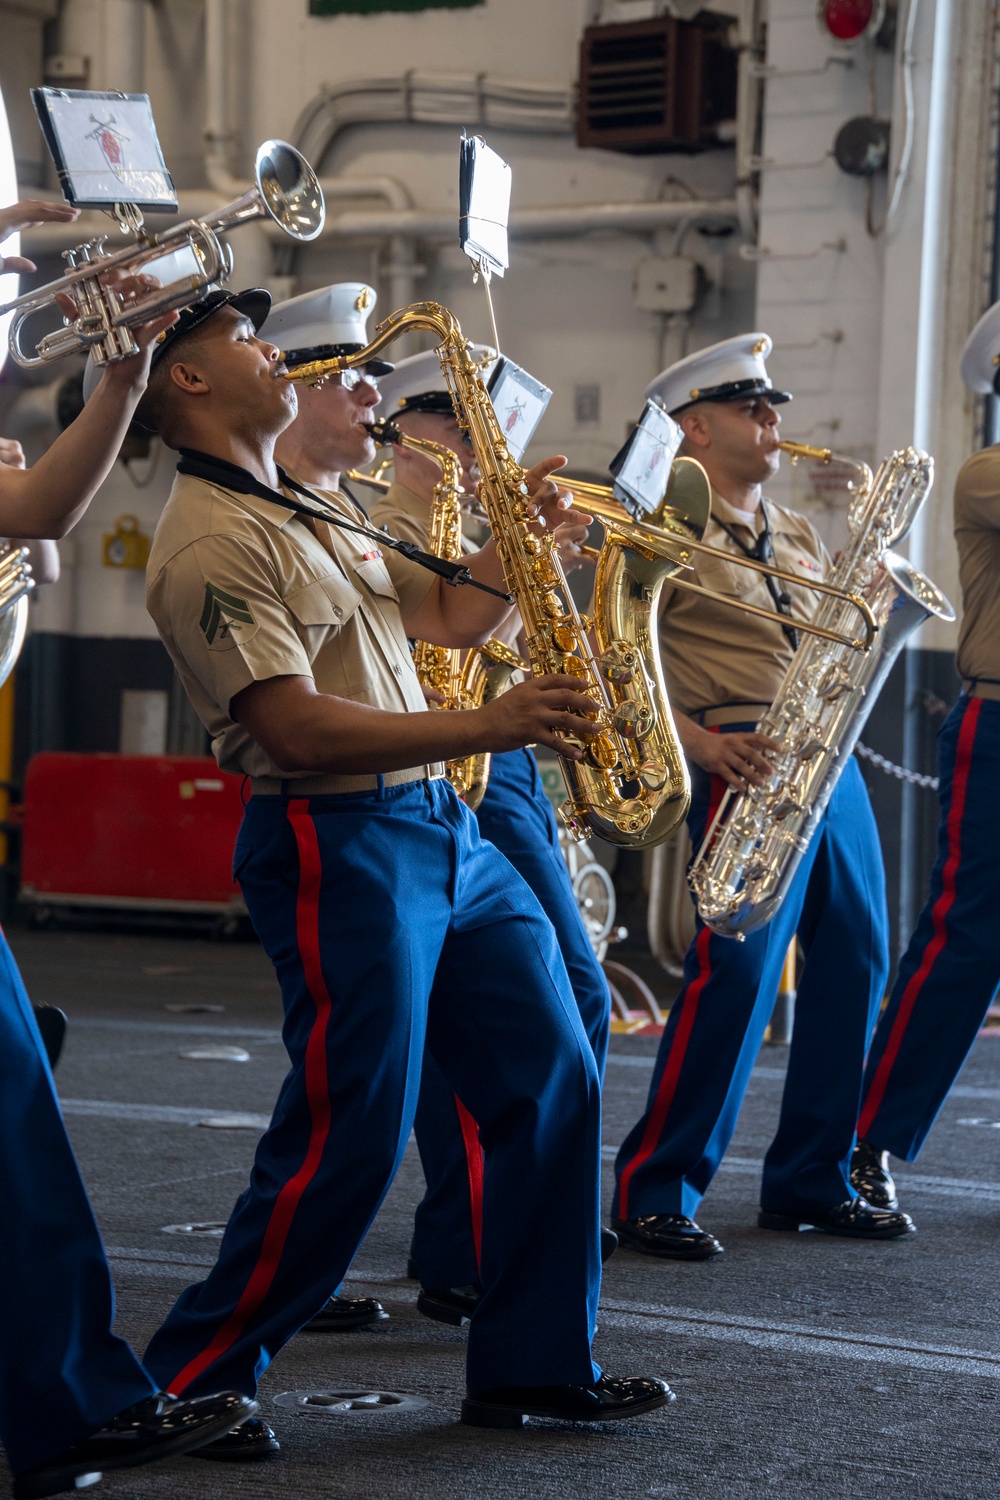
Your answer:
[695,549,757,601]
[283,572,363,629]
[353,556,400,603]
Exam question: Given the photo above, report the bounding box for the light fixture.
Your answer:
[818,0,886,43]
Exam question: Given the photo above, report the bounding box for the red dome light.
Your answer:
[819,0,885,42]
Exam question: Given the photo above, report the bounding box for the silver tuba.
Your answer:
[688,445,955,940]
[2,140,325,369]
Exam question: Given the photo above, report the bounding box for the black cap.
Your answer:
[670,377,792,417]
[393,391,455,417]
[149,287,273,369]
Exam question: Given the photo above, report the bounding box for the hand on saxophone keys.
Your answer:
[683,721,782,793]
[474,673,601,760]
[520,456,594,534]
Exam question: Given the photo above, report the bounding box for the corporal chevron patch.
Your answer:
[201,583,254,645]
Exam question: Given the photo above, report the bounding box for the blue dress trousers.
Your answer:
[859,695,1000,1159]
[410,747,612,1291]
[144,777,603,1399]
[614,724,889,1222]
[0,934,156,1476]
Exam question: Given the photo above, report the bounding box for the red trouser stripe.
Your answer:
[857,697,983,1140]
[618,767,727,1220]
[168,799,335,1394]
[454,1095,485,1271]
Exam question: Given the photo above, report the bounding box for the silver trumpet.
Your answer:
[1,140,325,369]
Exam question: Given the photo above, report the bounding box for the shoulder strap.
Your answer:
[175,450,512,601]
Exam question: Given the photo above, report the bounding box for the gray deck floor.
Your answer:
[6,927,1000,1499]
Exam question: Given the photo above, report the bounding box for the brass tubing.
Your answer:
[563,477,877,652]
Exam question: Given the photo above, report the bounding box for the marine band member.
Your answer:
[852,301,1000,1210]
[0,200,253,1500]
[611,334,914,1260]
[131,285,672,1454]
[343,336,612,1324]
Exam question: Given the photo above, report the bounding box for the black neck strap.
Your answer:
[713,500,799,652]
[175,450,513,602]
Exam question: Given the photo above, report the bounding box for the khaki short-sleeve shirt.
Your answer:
[660,489,830,715]
[146,469,438,779]
[954,447,1000,686]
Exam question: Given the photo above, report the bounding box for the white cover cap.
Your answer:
[960,300,1000,394]
[376,345,498,417]
[258,282,392,372]
[646,332,792,416]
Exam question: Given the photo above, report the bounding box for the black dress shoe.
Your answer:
[611,1213,723,1261]
[304,1293,389,1332]
[851,1139,899,1210]
[12,1390,256,1498]
[600,1226,618,1261]
[462,1374,675,1429]
[758,1198,915,1239]
[33,1005,67,1070]
[188,1417,280,1462]
[417,1283,482,1326]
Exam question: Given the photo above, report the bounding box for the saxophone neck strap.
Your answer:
[713,500,800,652]
[175,450,513,602]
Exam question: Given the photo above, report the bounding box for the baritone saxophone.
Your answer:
[286,301,710,849]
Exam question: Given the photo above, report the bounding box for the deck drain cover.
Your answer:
[161,1222,227,1236]
[274,1390,428,1417]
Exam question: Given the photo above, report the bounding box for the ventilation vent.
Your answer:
[576,16,738,155]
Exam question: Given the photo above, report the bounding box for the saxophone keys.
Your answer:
[795,736,826,761]
[600,642,638,684]
[638,760,668,791]
[612,800,653,834]
[551,623,578,651]
[558,802,592,841]
[586,734,620,770]
[613,701,654,739]
[771,796,803,821]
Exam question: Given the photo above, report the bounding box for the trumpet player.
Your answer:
[0,205,257,1500]
[612,334,914,1259]
[358,346,612,1327]
[129,284,672,1453]
[851,302,1000,1212]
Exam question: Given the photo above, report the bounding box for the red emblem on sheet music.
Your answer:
[502,396,527,435]
[85,114,131,183]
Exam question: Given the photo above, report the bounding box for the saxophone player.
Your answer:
[129,284,672,1454]
[356,347,612,1326]
[612,334,914,1258]
[851,302,1000,1211]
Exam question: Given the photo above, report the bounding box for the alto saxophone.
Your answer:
[287,301,708,848]
[688,444,956,939]
[373,419,523,811]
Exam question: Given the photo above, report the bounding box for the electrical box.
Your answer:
[576,14,738,155]
[633,255,699,313]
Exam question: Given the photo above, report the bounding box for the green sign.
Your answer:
[310,0,483,14]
